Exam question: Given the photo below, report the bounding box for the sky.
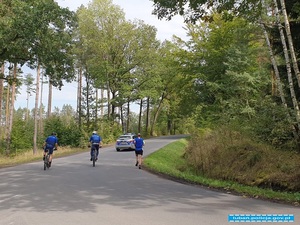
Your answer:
[14,0,187,112]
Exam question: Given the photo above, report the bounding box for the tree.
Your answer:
[0,64,4,138]
[6,63,18,155]
[76,67,83,128]
[272,0,300,131]
[23,73,35,121]
[278,0,300,87]
[12,108,34,150]
[0,0,77,84]
[77,0,158,123]
[151,0,263,22]
[141,41,182,135]
[151,0,300,146]
[33,64,41,155]
[171,15,271,133]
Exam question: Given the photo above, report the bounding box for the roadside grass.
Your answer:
[1,139,299,205]
[0,146,88,168]
[184,128,300,193]
[143,138,300,206]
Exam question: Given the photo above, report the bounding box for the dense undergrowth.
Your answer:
[184,128,300,192]
[144,137,300,205]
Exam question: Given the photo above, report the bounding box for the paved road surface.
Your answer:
[0,135,299,225]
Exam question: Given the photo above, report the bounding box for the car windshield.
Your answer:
[118,135,132,139]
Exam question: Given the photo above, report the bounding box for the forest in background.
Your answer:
[1,0,300,163]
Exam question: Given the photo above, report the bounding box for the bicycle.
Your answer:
[91,146,98,167]
[43,147,57,170]
[90,144,102,167]
[43,150,51,170]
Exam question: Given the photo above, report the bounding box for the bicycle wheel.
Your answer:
[44,159,47,170]
[44,155,47,170]
[47,154,50,169]
[92,149,96,167]
[44,154,50,170]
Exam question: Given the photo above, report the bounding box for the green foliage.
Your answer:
[152,0,264,23]
[183,16,260,118]
[185,128,300,192]
[177,14,297,149]
[145,138,300,203]
[10,113,34,152]
[2,0,298,157]
[0,0,77,86]
[151,0,300,152]
[3,106,124,152]
[92,119,122,144]
[43,115,83,147]
[249,97,297,149]
[76,0,159,121]
[60,121,83,147]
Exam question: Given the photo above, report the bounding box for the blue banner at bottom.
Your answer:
[228,214,294,222]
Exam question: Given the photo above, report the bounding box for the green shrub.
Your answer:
[185,127,300,192]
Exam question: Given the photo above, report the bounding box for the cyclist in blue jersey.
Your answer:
[89,131,102,161]
[43,132,58,167]
[134,133,145,169]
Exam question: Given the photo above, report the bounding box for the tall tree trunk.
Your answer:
[126,100,130,133]
[77,67,82,128]
[120,105,124,133]
[167,118,171,135]
[146,97,150,135]
[33,64,41,155]
[260,1,298,139]
[26,90,30,122]
[278,0,300,87]
[47,81,52,118]
[111,91,116,120]
[0,64,4,139]
[6,62,17,155]
[95,88,98,123]
[5,82,10,139]
[39,74,44,136]
[261,23,288,107]
[107,78,111,120]
[150,92,165,136]
[173,121,176,135]
[273,1,300,128]
[138,99,143,133]
[101,88,104,117]
[107,89,111,120]
[86,75,90,129]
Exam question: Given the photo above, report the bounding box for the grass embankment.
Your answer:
[0,146,88,168]
[1,137,299,205]
[144,138,300,206]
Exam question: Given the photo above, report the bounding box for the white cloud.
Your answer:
[55,0,187,41]
[112,0,187,41]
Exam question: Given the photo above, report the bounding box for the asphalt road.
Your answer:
[0,135,299,225]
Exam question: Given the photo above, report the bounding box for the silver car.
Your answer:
[115,133,137,151]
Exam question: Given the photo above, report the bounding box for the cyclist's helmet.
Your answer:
[92,131,97,134]
[52,132,57,136]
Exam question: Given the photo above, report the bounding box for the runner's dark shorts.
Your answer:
[135,150,143,156]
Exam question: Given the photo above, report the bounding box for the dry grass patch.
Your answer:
[185,128,300,192]
[0,146,88,168]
